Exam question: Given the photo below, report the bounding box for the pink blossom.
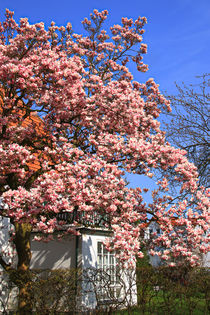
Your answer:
[0,9,208,269]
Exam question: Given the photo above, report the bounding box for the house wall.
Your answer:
[145,222,162,267]
[80,229,137,311]
[82,232,106,269]
[0,217,13,269]
[146,222,210,268]
[80,232,107,309]
[0,217,17,313]
[30,234,77,269]
[202,251,210,267]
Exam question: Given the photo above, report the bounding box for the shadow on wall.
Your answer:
[0,217,15,271]
[82,235,94,269]
[30,235,76,270]
[80,235,97,310]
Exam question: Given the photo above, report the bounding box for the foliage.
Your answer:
[117,267,210,315]
[31,269,79,314]
[1,269,79,314]
[1,267,209,314]
[136,247,151,268]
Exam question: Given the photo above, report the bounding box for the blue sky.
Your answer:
[0,0,209,192]
[1,0,209,92]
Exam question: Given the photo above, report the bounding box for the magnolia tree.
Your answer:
[0,9,209,314]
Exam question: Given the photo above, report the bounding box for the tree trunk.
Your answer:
[13,223,32,315]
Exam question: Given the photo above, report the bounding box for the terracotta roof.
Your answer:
[21,113,45,172]
[0,92,46,172]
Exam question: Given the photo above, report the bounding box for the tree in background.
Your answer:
[0,9,209,314]
[163,74,210,188]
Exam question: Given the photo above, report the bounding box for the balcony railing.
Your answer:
[57,209,111,229]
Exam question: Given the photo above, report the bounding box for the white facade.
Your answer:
[145,221,210,268]
[0,220,137,312]
[31,234,77,270]
[31,227,137,311]
[2,218,208,312]
[81,230,137,310]
[144,221,162,267]
[0,218,17,313]
[202,251,210,267]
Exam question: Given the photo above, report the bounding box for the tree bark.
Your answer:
[13,223,32,315]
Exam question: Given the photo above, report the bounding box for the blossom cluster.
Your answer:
[0,9,209,267]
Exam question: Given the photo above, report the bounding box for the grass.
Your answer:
[114,290,209,315]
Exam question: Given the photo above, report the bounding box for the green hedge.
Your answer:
[122,266,210,315]
[2,266,210,314]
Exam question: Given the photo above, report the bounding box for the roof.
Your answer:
[0,90,47,172]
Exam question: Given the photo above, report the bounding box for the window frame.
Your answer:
[96,241,121,301]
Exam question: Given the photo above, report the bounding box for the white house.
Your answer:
[0,217,18,314]
[1,212,209,313]
[31,224,137,311]
[0,215,137,313]
[144,221,162,267]
[145,220,210,268]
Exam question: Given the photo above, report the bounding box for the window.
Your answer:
[96,242,121,301]
[157,228,161,235]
